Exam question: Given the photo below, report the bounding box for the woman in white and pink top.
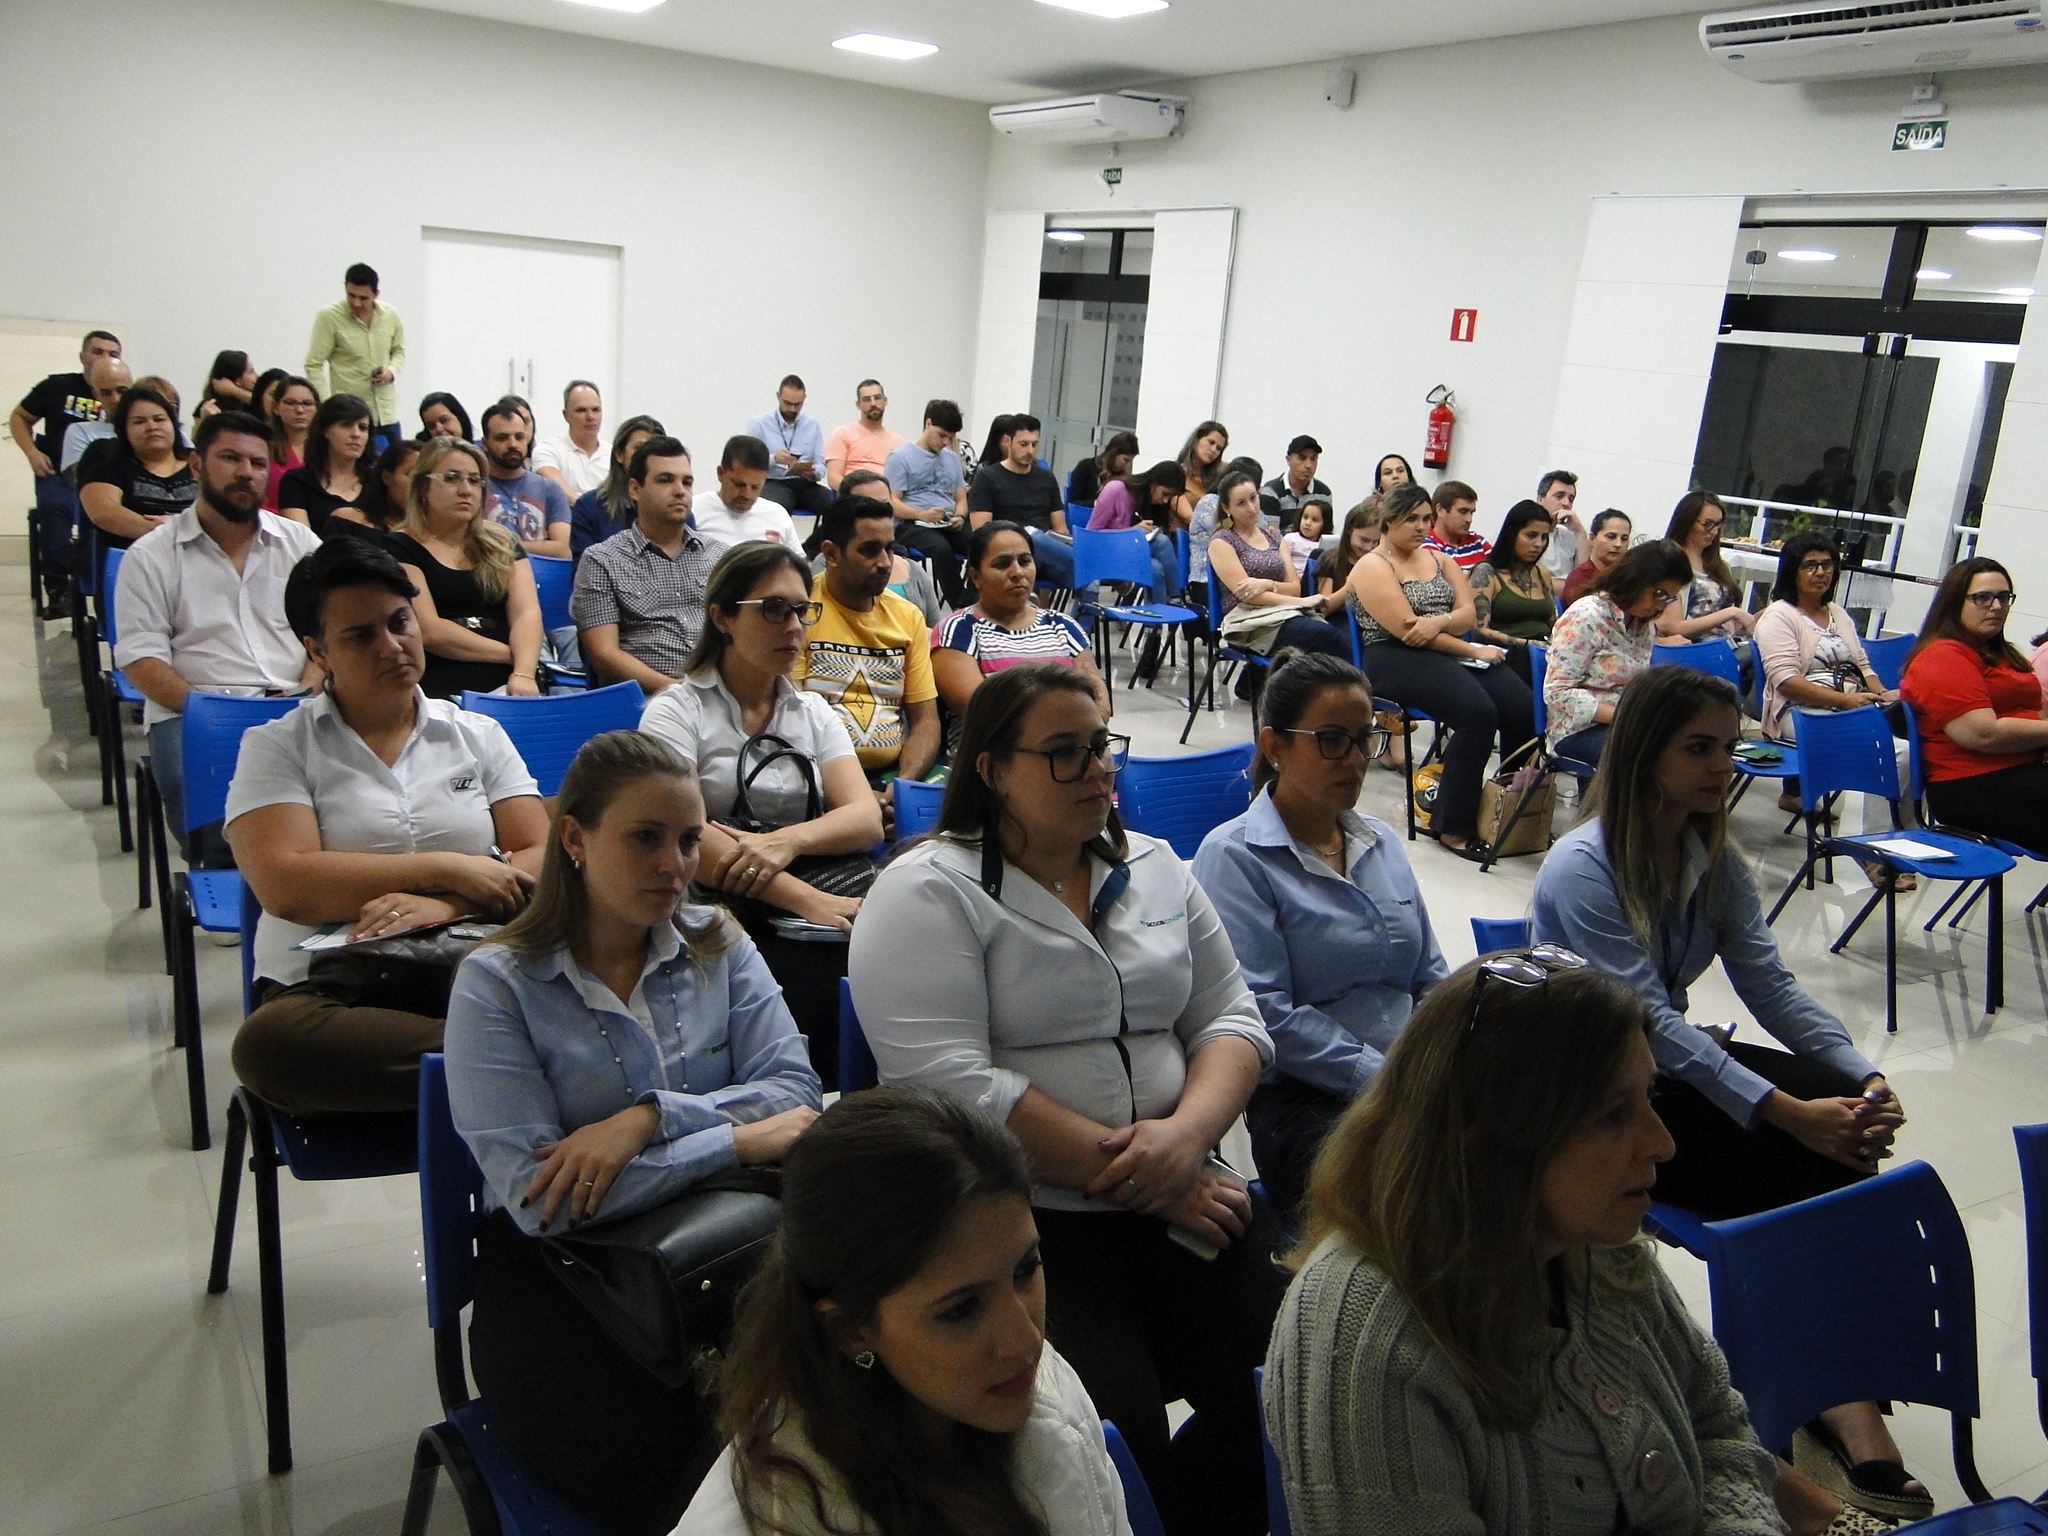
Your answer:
[1542,540,1692,765]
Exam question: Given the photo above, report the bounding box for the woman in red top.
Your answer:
[1900,555,2048,854]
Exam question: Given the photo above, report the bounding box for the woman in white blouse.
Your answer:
[849,663,1282,1536]
[227,538,548,1114]
[639,540,884,1086]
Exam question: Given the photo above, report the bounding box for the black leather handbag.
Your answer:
[713,733,876,925]
[541,1168,784,1387]
[304,919,503,1016]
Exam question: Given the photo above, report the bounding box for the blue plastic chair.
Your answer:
[1179,574,1273,745]
[1117,742,1256,860]
[95,546,147,855]
[1643,1160,1990,1504]
[402,1055,615,1535]
[892,776,944,841]
[1863,632,1915,692]
[1469,917,1531,954]
[1102,1421,1166,1536]
[1481,643,1599,870]
[1252,1367,1293,1536]
[1654,637,1798,811]
[837,976,878,1093]
[160,692,304,1149]
[459,680,645,796]
[1071,527,1196,698]
[1341,605,1442,845]
[1765,703,2013,1032]
[206,880,419,1473]
[527,554,588,691]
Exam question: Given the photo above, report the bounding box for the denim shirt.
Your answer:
[1193,791,1447,1100]
[1531,820,1879,1126]
[444,912,823,1236]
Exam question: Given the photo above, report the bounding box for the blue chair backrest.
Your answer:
[1651,636,1742,690]
[1204,570,1227,634]
[1175,529,1190,592]
[1101,1422,1166,1536]
[837,977,879,1093]
[1066,499,1094,530]
[2016,1124,2048,1388]
[458,679,644,796]
[1786,701,1901,808]
[1863,632,1913,692]
[1692,1159,1978,1453]
[530,554,574,634]
[1342,604,1362,668]
[101,547,127,646]
[418,1053,486,1329]
[1071,527,1156,592]
[240,878,261,1015]
[1117,742,1256,860]
[181,692,304,835]
[1298,554,1317,595]
[893,777,944,841]
[1470,917,1531,953]
[1252,1367,1292,1536]
[1528,643,1551,737]
[1895,699,1929,804]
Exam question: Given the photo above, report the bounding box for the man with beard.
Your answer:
[114,410,322,861]
[479,398,571,559]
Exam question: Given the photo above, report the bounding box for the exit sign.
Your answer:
[1893,120,1947,151]
[1450,308,1478,342]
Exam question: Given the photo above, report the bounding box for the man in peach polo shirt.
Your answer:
[822,379,904,491]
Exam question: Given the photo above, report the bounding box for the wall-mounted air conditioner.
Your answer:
[988,91,1187,143]
[1701,0,2048,82]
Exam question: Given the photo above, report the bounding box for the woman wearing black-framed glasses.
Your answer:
[850,663,1284,1536]
[1193,650,1446,1224]
[1902,554,2048,857]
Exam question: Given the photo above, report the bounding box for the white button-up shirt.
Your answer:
[112,508,322,727]
[533,435,606,497]
[224,690,540,986]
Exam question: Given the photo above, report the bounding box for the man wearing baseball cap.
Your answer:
[1264,434,1331,527]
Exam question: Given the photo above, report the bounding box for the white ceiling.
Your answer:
[373,0,1708,103]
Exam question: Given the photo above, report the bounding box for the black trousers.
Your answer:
[894,518,971,606]
[1360,643,1535,838]
[1036,1205,1290,1536]
[1927,761,2048,859]
[1244,1076,1350,1228]
[469,1212,721,1536]
[742,914,848,1091]
[1653,1042,1870,1220]
[761,476,833,518]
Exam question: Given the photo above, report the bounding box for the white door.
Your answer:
[419,228,621,439]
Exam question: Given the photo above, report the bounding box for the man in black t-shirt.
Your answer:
[9,329,122,615]
[965,413,1074,587]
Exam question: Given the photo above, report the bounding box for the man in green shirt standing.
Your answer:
[304,262,405,449]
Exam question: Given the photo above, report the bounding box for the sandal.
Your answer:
[1822,1509,1900,1535]
[1793,1420,1934,1524]
[1858,861,1917,895]
[1433,835,1494,865]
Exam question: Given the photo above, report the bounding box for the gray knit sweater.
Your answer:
[1263,1237,1787,1536]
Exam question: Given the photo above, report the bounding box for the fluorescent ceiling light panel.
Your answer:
[1916,269,1952,280]
[832,32,938,58]
[1968,226,2044,242]
[1035,0,1171,16]
[1045,230,1087,242]
[1999,286,2038,297]
[561,0,665,11]
[1776,249,1837,262]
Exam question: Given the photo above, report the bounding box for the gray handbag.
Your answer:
[305,919,503,1017]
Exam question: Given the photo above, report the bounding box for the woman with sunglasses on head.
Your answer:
[1192,651,1446,1225]
[850,663,1283,1536]
[1902,555,2048,857]
[1543,540,1693,767]
[640,540,883,1086]
[1264,952,1871,1536]
[1658,491,1756,648]
[1532,665,1924,1524]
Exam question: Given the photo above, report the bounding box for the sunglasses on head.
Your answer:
[1467,944,1590,1035]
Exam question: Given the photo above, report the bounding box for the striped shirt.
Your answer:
[1423,532,1491,571]
[570,524,726,681]
[935,606,1091,754]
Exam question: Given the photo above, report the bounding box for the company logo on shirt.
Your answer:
[450,775,477,792]
[803,640,906,752]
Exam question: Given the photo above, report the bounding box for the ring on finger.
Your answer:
[575,1179,595,1187]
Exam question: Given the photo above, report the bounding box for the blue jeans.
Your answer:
[34,475,76,588]
[147,716,233,866]
[1553,724,1610,767]
[1030,528,1074,588]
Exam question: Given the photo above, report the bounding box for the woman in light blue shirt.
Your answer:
[445,730,822,1536]
[1193,650,1446,1223]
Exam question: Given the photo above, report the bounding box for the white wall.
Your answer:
[0,0,991,536]
[982,12,2048,532]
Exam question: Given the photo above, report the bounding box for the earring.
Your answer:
[853,1350,876,1370]
[571,857,583,871]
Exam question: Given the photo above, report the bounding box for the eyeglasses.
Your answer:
[429,471,483,488]
[1014,732,1131,783]
[1695,520,1724,534]
[734,597,824,627]
[1650,588,1680,608]
[1798,560,1837,575]
[1967,590,2018,610]
[1282,726,1392,762]
[1467,944,1589,1035]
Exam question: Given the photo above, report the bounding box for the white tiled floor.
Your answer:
[8,609,2048,1532]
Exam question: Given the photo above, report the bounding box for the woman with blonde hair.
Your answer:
[390,435,542,697]
[446,729,822,1535]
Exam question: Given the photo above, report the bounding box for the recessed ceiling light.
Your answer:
[562,0,665,11]
[1776,249,1838,262]
[1045,230,1087,243]
[1999,286,2038,297]
[1916,268,1952,280]
[1035,0,1170,16]
[832,32,938,59]
[1968,226,2044,242]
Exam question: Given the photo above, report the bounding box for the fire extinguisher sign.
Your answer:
[1450,309,1478,343]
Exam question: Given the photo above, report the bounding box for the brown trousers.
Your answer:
[230,982,444,1114]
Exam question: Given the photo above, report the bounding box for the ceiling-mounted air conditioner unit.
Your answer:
[988,90,1187,143]
[1701,0,2048,82]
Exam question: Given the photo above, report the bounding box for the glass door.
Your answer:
[1029,228,1151,487]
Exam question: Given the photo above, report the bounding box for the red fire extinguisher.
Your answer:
[1424,386,1456,471]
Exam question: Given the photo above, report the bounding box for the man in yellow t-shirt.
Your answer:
[796,500,939,832]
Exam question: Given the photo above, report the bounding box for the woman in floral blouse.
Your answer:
[1542,541,1693,765]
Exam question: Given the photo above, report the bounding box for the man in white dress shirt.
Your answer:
[114,409,322,860]
[690,435,800,547]
[745,374,831,519]
[533,379,606,498]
